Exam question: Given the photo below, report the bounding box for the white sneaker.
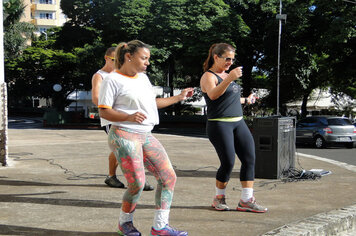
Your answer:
[212,195,229,211]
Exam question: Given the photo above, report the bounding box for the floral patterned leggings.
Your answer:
[108,126,177,213]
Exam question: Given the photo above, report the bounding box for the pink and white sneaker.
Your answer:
[237,196,267,213]
[150,224,188,236]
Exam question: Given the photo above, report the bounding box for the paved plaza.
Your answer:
[0,127,355,235]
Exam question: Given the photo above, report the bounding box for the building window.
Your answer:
[39,0,53,4]
[39,13,54,19]
[39,28,47,33]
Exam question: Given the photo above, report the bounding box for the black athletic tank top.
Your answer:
[202,70,243,119]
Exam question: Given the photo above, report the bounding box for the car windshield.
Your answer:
[327,118,352,126]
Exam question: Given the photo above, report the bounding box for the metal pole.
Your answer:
[276,0,282,115]
[1,2,8,166]
[42,31,48,41]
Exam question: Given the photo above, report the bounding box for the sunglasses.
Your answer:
[218,56,235,64]
[107,56,115,62]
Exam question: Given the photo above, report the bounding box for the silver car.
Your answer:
[296,116,356,148]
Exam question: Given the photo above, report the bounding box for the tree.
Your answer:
[6,43,80,111]
[143,0,231,89]
[59,0,231,88]
[272,0,355,117]
[59,0,152,49]
[227,0,355,117]
[225,0,280,97]
[313,0,356,99]
[3,0,36,59]
[8,0,354,116]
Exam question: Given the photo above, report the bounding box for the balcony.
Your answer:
[31,3,57,11]
[31,18,57,27]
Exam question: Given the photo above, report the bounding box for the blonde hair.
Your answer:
[115,40,150,69]
[203,43,235,72]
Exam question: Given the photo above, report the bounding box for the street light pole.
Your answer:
[276,0,287,115]
[42,31,48,41]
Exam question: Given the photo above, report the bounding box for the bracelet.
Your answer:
[244,97,247,104]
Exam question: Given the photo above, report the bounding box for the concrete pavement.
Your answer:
[0,127,355,235]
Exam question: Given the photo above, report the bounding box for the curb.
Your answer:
[263,153,356,236]
[262,204,356,236]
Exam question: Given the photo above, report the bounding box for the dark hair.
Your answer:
[115,40,150,69]
[202,43,235,72]
[105,47,116,56]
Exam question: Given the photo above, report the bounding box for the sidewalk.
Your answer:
[1,127,355,236]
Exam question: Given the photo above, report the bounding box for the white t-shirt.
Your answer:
[98,70,159,133]
[96,69,109,78]
[96,70,111,127]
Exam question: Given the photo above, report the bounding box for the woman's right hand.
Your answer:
[127,112,147,123]
[227,66,243,81]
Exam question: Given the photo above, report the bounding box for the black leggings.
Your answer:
[207,119,255,182]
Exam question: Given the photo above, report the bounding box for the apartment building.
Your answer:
[22,0,68,34]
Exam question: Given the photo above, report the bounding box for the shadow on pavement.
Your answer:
[153,126,207,138]
[0,176,109,188]
[0,191,120,208]
[0,190,211,210]
[0,224,118,236]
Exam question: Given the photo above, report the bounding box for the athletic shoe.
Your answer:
[143,180,154,191]
[211,195,229,211]
[118,221,141,236]
[237,196,267,213]
[105,175,125,188]
[150,224,188,236]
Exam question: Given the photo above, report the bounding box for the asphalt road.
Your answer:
[8,116,43,129]
[296,144,356,166]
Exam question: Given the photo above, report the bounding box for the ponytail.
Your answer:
[115,43,128,69]
[203,44,217,72]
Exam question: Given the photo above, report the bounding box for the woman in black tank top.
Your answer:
[200,43,267,213]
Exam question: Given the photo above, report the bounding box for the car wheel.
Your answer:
[345,143,354,149]
[314,136,326,148]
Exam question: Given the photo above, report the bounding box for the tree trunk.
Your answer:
[301,92,310,118]
[169,56,175,97]
[241,64,253,97]
[240,63,254,116]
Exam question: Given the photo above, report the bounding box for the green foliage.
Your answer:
[3,0,36,59]
[143,0,231,89]
[312,0,356,99]
[3,0,25,27]
[6,45,80,110]
[224,0,280,98]
[73,39,107,91]
[4,0,355,115]
[277,0,355,116]
[114,0,152,39]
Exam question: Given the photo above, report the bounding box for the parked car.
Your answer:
[296,116,356,148]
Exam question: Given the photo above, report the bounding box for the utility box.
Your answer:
[252,116,296,179]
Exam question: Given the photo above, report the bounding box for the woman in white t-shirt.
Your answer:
[98,40,193,236]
